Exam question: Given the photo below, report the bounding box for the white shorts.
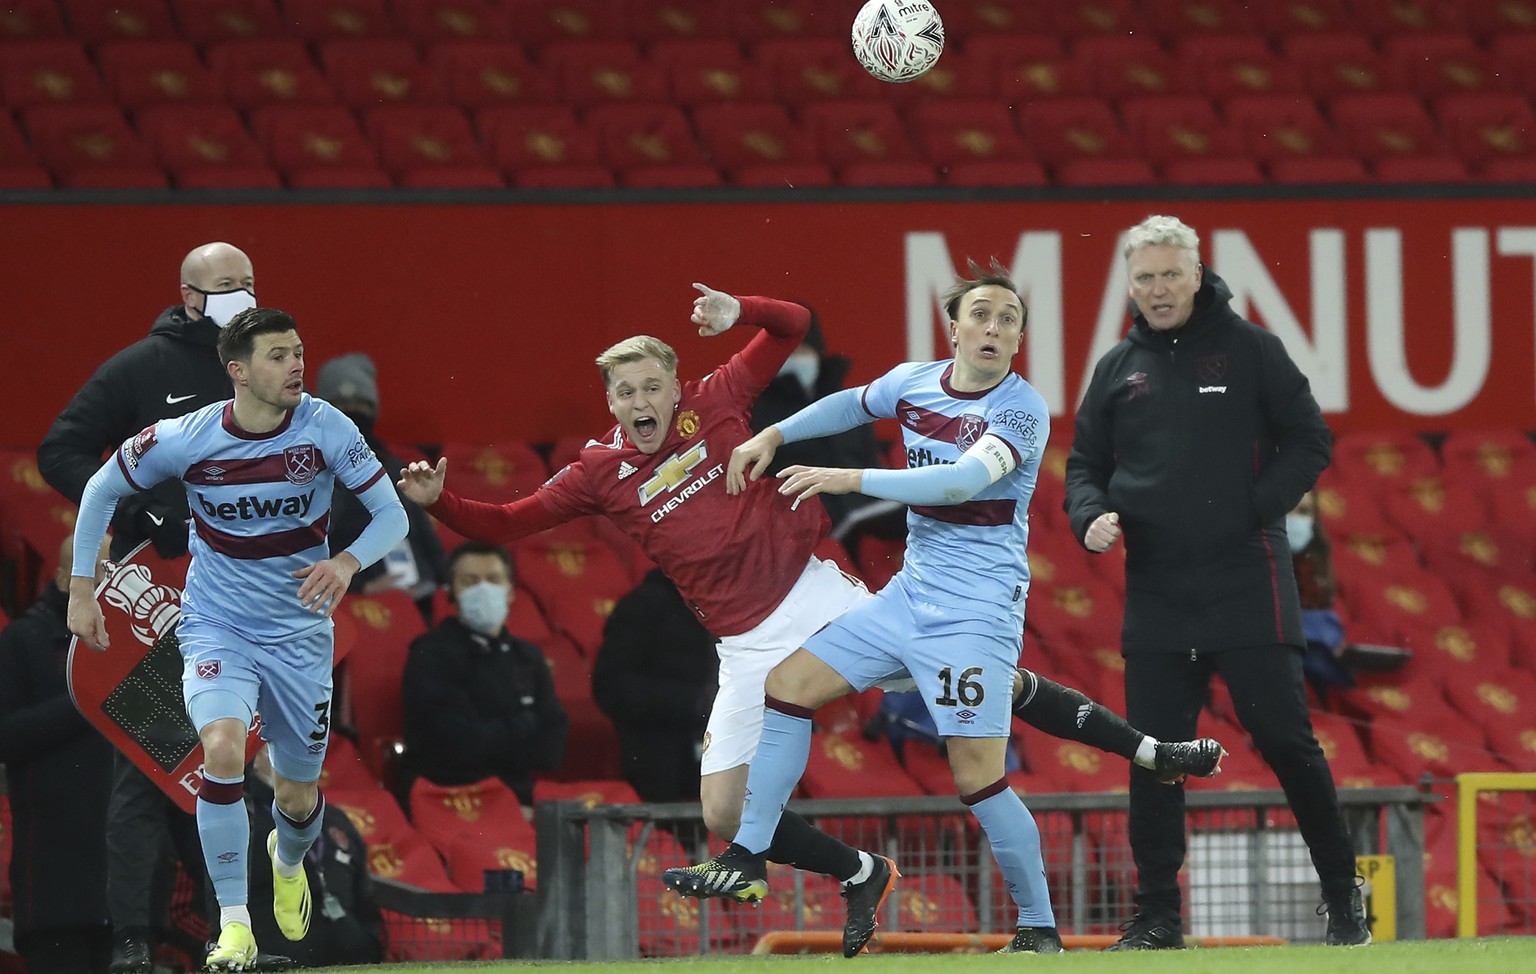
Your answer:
[700,558,913,775]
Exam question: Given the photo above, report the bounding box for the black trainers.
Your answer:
[662,842,768,902]
[109,930,153,974]
[841,854,899,957]
[1105,913,1186,950]
[998,926,1065,953]
[1321,882,1373,946]
[1154,738,1227,784]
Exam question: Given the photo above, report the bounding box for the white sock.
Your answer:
[220,905,251,931]
[1133,736,1160,769]
[844,851,875,886]
[274,855,302,880]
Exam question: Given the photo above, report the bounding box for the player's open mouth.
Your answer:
[634,416,657,438]
[284,380,303,393]
[978,343,998,358]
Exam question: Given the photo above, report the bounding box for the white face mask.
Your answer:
[196,287,257,328]
[778,350,819,391]
[1285,513,1315,551]
[456,580,511,635]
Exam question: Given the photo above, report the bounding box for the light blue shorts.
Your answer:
[178,616,333,783]
[804,579,1020,739]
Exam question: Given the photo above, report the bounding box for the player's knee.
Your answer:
[198,717,249,777]
[273,776,319,820]
[764,650,845,708]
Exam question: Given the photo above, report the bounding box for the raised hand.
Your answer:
[776,464,861,511]
[398,457,447,506]
[691,282,741,337]
[727,427,784,495]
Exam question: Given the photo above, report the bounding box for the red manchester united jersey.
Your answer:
[432,297,828,637]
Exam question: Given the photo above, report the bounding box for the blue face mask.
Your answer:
[1285,513,1315,551]
[457,580,510,635]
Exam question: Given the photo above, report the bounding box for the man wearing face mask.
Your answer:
[315,353,447,623]
[40,241,256,562]
[749,315,900,540]
[400,541,568,804]
[36,241,255,974]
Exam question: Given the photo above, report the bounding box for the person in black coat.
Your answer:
[0,535,115,974]
[592,568,718,803]
[314,352,447,623]
[242,748,383,968]
[1065,215,1370,949]
[34,241,253,973]
[401,542,568,805]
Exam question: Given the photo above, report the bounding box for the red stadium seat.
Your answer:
[62,0,179,46]
[1381,475,1491,543]
[1223,93,1342,161]
[207,40,337,110]
[249,104,382,179]
[0,0,66,40]
[396,0,512,43]
[753,37,885,106]
[1147,0,1259,38]
[408,776,527,852]
[136,105,272,184]
[21,104,162,185]
[1283,34,1402,99]
[517,543,632,655]
[627,0,733,44]
[285,0,397,43]
[799,99,918,166]
[1267,155,1370,184]
[1308,711,1383,788]
[653,39,771,106]
[801,731,925,798]
[426,41,555,108]
[1331,430,1441,493]
[1090,48,1195,100]
[559,55,668,108]
[0,40,108,110]
[334,590,428,777]
[1434,93,1536,166]
[172,0,287,46]
[362,104,493,180]
[1017,96,1131,165]
[0,112,52,187]
[1121,95,1243,162]
[97,41,225,110]
[1050,0,1152,41]
[838,159,937,186]
[319,38,447,107]
[532,779,640,808]
[730,160,834,186]
[1254,0,1353,35]
[510,164,615,188]
[619,162,722,187]
[1054,157,1157,187]
[1372,156,1467,183]
[1199,54,1307,100]
[994,55,1092,103]
[1419,528,1531,588]
[1397,617,1515,685]
[1442,429,1536,484]
[968,34,1077,99]
[537,38,640,73]
[1161,157,1266,184]
[1469,0,1536,43]
[1345,564,1465,644]
[316,733,380,791]
[476,104,603,174]
[1352,0,1468,39]
[503,0,628,48]
[1366,712,1501,781]
[941,159,1049,187]
[692,102,817,171]
[584,102,706,169]
[1441,666,1536,766]
[443,828,537,893]
[893,873,980,933]
[906,98,1031,166]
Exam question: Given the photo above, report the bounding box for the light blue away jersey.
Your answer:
[114,394,386,641]
[860,361,1049,627]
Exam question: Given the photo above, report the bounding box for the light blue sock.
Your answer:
[273,791,325,869]
[196,772,249,908]
[970,787,1055,927]
[733,702,814,854]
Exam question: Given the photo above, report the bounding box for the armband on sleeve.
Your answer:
[965,433,1018,485]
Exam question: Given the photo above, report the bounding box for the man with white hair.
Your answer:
[1065,215,1370,948]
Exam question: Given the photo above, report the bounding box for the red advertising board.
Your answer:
[4,198,1534,451]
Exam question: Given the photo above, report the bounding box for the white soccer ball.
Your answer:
[851,0,945,84]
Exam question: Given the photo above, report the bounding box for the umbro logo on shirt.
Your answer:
[617,461,637,480]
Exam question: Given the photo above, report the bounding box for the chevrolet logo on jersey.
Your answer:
[637,443,710,505]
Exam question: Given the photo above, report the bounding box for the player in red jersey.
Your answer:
[399,283,1224,957]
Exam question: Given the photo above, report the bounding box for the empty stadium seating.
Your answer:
[1,0,1533,188]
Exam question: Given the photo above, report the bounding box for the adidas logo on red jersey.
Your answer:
[617,461,637,480]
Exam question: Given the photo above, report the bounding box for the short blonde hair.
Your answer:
[595,335,678,387]
[1123,215,1201,261]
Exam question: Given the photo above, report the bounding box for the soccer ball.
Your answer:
[851,0,945,84]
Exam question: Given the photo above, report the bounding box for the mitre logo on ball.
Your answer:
[851,0,945,84]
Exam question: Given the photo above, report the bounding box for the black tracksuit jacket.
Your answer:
[1064,269,1332,655]
[37,306,230,557]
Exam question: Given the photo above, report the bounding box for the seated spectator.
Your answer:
[242,747,382,968]
[401,542,568,805]
[316,353,447,621]
[0,534,115,974]
[749,314,903,543]
[1290,490,1408,696]
[592,568,718,803]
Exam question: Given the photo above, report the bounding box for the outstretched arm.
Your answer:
[399,457,568,544]
[776,432,1017,509]
[727,388,870,493]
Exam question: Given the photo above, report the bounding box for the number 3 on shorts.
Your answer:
[934,665,985,708]
[310,699,331,742]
